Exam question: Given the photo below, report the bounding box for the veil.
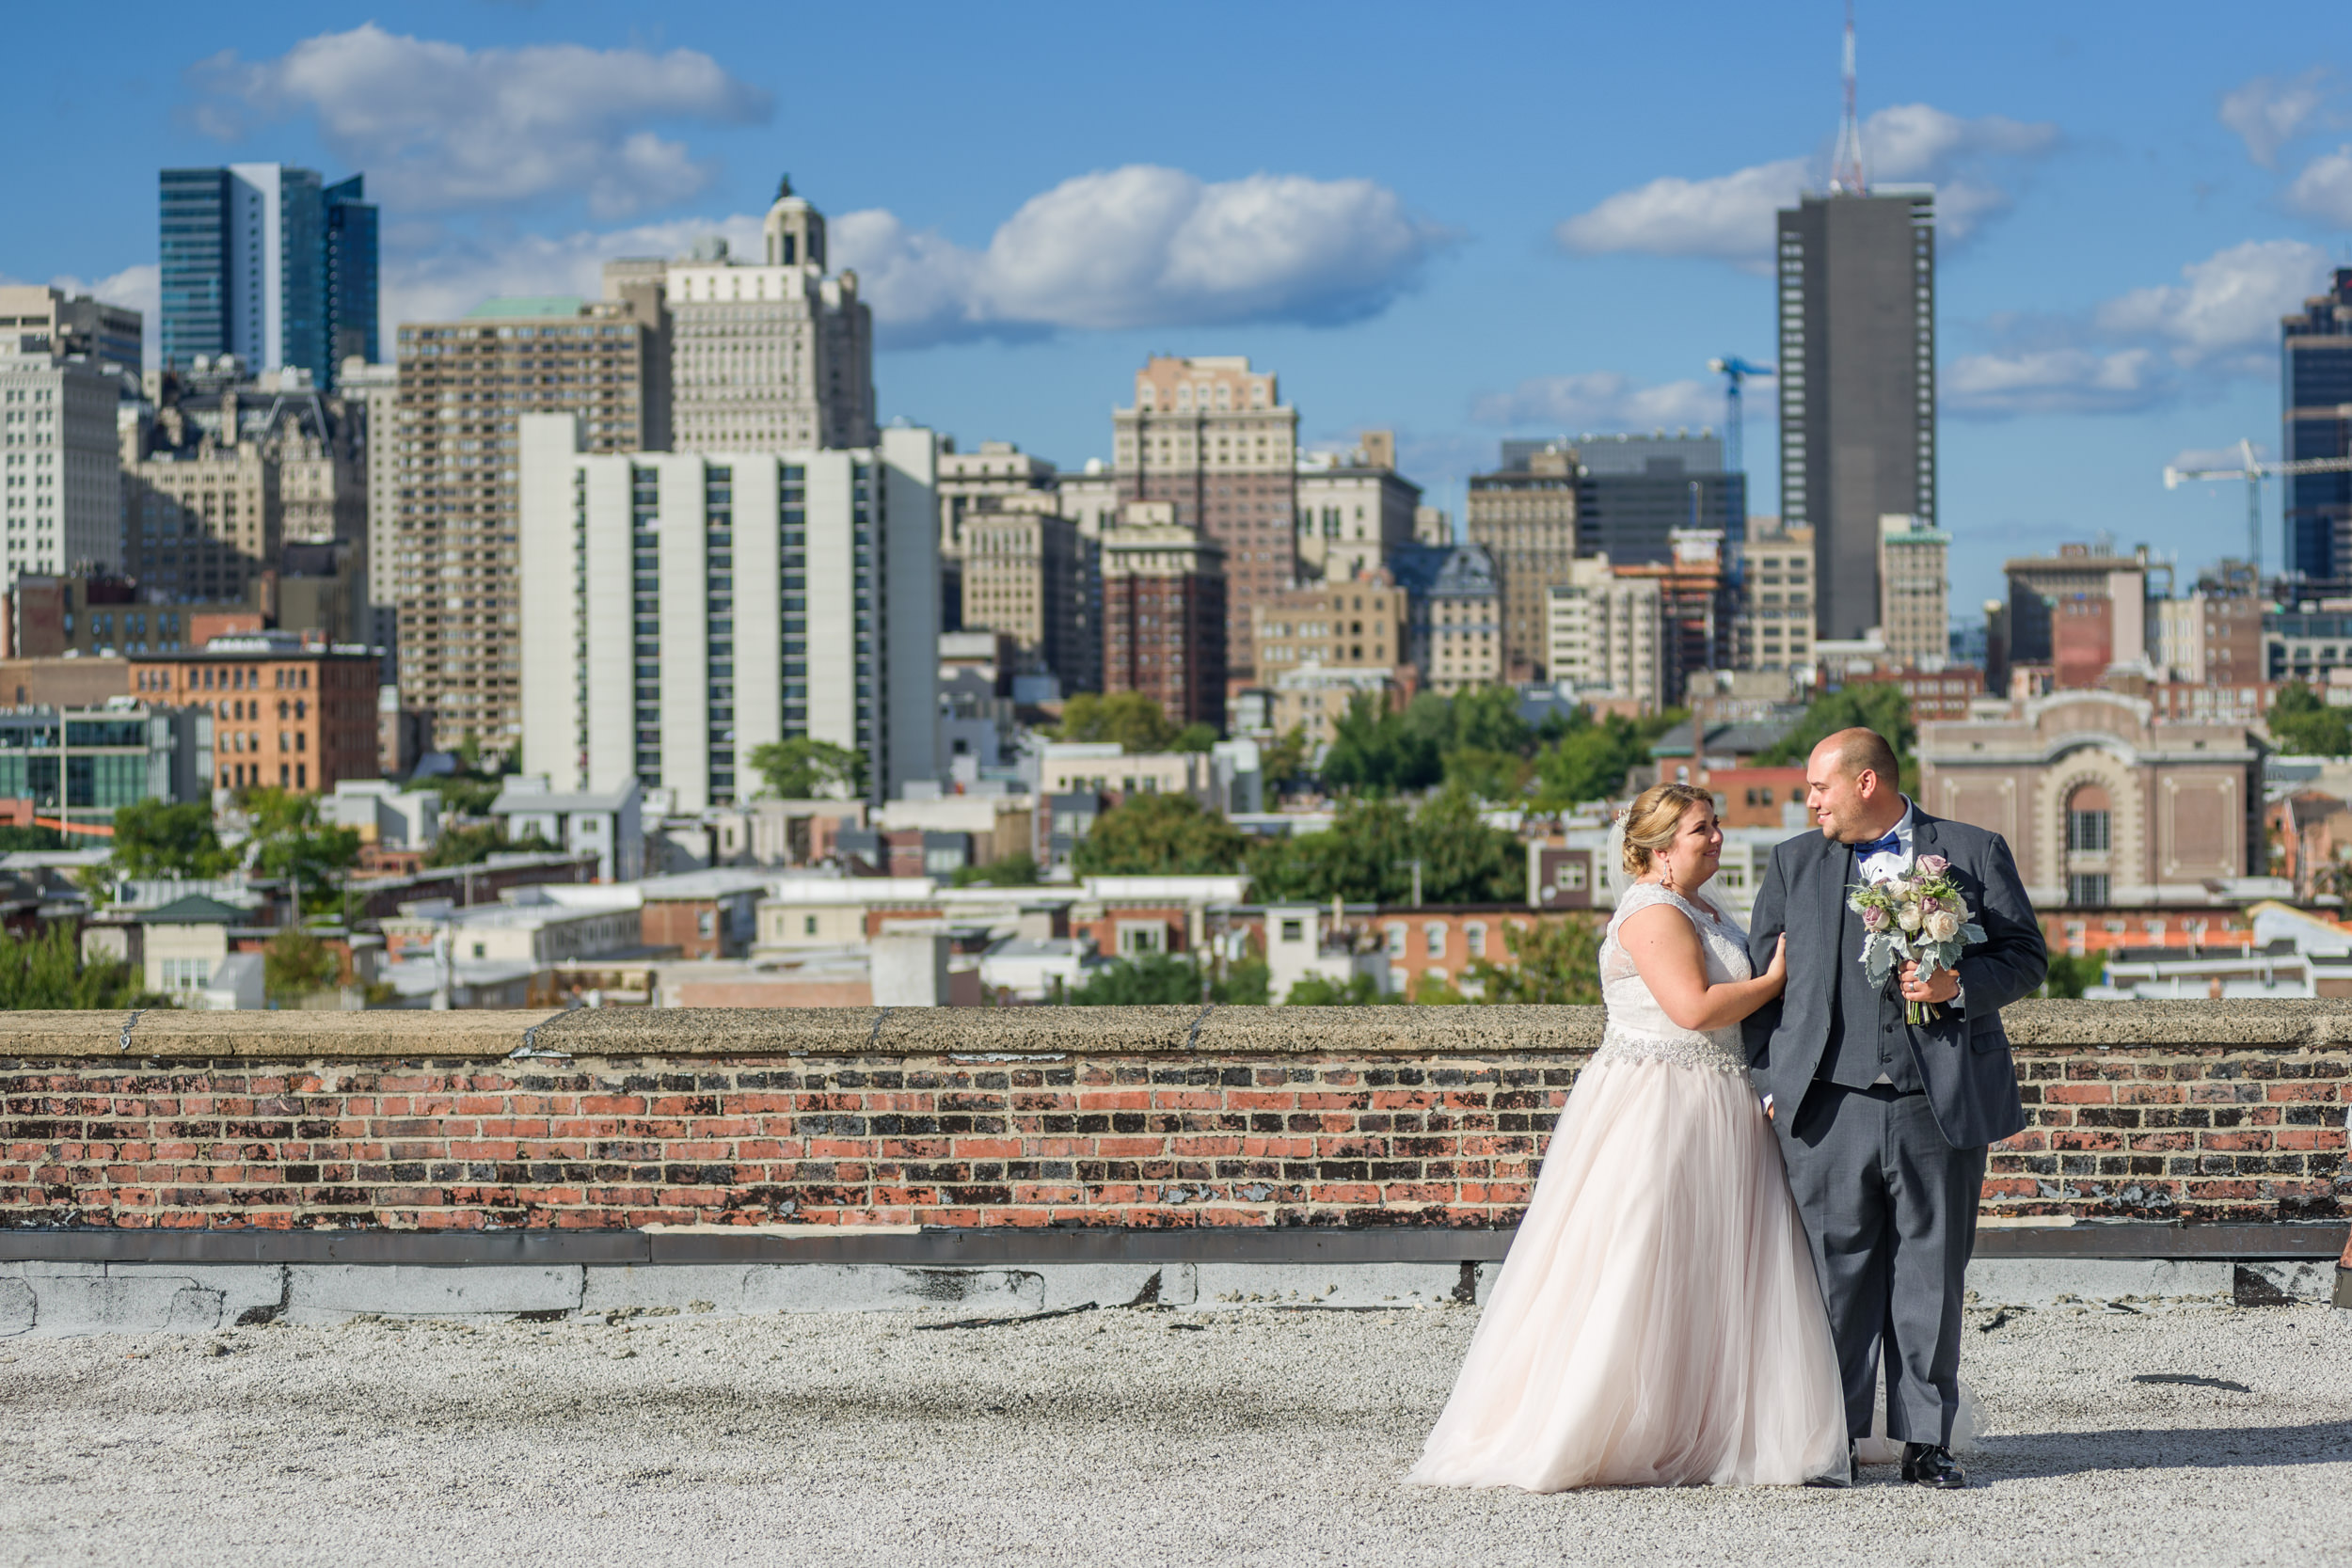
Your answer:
[1604,812,1749,935]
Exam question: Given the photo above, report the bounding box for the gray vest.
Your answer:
[1820,850,1924,1091]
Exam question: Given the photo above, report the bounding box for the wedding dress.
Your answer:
[1406,880,1849,1490]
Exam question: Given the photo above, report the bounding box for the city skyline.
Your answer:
[7,2,2352,620]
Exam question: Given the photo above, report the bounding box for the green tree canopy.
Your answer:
[1464,916,1603,1004]
[1258,726,1311,791]
[1068,951,1204,1005]
[1754,682,1918,791]
[951,852,1042,888]
[240,787,362,913]
[0,924,161,1009]
[1529,711,1655,811]
[748,738,867,800]
[262,927,342,1000]
[1072,793,1248,876]
[1248,787,1520,905]
[1171,721,1220,753]
[1055,690,1179,753]
[111,800,235,880]
[423,821,557,870]
[2267,681,2352,756]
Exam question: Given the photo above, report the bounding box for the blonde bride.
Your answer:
[1406,783,1848,1491]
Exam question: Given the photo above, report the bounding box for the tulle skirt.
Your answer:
[1406,1053,1849,1491]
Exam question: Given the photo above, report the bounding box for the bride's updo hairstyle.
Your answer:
[1619,783,1715,879]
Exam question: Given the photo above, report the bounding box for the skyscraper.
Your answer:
[390,295,664,755]
[1110,356,1296,682]
[642,179,875,453]
[1466,442,1577,680]
[158,165,376,388]
[1776,189,1937,641]
[1567,432,1746,565]
[2282,268,2352,581]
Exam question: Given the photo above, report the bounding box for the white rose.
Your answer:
[1897,904,1924,933]
[1926,910,1961,942]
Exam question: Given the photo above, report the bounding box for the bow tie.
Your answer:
[1853,829,1903,860]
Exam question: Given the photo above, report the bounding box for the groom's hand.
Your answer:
[1899,961,1960,1006]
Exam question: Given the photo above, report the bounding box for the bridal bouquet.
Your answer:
[1848,854,1987,1023]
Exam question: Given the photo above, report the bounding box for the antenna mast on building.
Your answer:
[1829,3,1867,195]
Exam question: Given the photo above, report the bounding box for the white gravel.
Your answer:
[0,1300,2345,1567]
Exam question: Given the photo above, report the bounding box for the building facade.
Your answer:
[129,633,380,793]
[1097,516,1226,732]
[0,342,119,589]
[1546,556,1665,714]
[517,416,940,812]
[1566,433,1746,566]
[390,295,663,754]
[338,357,400,652]
[0,703,211,828]
[1918,692,2263,909]
[0,285,142,378]
[958,497,1095,697]
[1467,443,1578,680]
[2282,268,2352,580]
[1295,434,1420,584]
[1777,190,1937,641]
[1736,519,1816,672]
[1876,514,1950,669]
[1391,542,1502,694]
[119,441,280,606]
[1111,356,1295,680]
[1250,577,1408,683]
[1613,530,1734,705]
[656,181,876,453]
[935,438,1059,631]
[158,164,375,389]
[2004,542,2154,680]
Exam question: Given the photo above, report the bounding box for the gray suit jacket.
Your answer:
[1743,809,2045,1149]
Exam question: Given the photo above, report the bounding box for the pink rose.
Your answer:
[1919,895,1944,914]
[1918,854,1951,877]
[1862,905,1890,931]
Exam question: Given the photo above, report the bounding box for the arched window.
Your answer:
[2066,784,2111,852]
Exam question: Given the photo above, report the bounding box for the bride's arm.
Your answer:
[1617,906,1788,1033]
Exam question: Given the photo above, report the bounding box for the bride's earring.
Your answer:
[1657,852,1677,893]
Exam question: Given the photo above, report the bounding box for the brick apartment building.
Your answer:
[130,633,379,792]
[1098,515,1226,731]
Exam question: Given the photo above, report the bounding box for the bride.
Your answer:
[1406,782,1848,1491]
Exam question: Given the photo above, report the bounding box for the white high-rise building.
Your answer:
[653,178,876,453]
[338,356,399,652]
[517,413,937,813]
[0,340,121,590]
[1546,555,1664,714]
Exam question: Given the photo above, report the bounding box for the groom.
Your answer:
[1745,727,2045,1489]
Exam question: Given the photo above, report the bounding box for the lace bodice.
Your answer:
[1597,882,1755,1072]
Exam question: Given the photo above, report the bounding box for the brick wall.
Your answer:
[0,1006,2343,1232]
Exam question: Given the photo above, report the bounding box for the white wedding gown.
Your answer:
[1406,881,1849,1490]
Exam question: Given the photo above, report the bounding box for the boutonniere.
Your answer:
[1847,854,1986,1023]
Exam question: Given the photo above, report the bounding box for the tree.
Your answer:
[422,822,556,870]
[0,924,160,1009]
[419,772,506,818]
[110,800,235,880]
[2039,952,2101,999]
[0,825,65,854]
[1171,722,1220,753]
[952,852,1042,888]
[1529,712,1652,810]
[1409,786,1523,904]
[1073,794,1248,875]
[1755,682,1918,791]
[1248,789,1520,906]
[240,788,362,914]
[1466,916,1603,1005]
[1283,972,1385,1006]
[1067,951,1206,1005]
[1259,727,1311,791]
[748,738,867,800]
[1320,691,1447,795]
[1216,956,1271,1005]
[263,927,342,1001]
[1450,684,1532,755]
[1055,691,1177,753]
[1442,746,1529,802]
[2267,682,2352,756]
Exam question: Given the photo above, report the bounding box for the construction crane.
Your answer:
[1708,356,1775,474]
[2161,438,2352,582]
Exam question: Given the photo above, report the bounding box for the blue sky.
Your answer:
[8,1,2352,620]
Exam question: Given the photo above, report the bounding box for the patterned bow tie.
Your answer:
[1854,829,1902,860]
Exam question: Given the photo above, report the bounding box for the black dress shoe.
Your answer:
[1804,1442,1858,1488]
[1900,1443,1965,1488]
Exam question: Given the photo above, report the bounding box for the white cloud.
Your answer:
[2094,238,2328,369]
[188,24,771,219]
[365,165,1443,349]
[1942,348,2164,417]
[2221,69,2331,167]
[1469,372,1726,432]
[2169,442,2272,472]
[1946,239,2327,418]
[2285,144,2352,227]
[834,166,1451,345]
[1554,104,2058,268]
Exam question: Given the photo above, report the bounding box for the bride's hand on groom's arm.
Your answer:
[1763,934,1788,991]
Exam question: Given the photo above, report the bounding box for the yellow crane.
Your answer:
[2163,438,2352,581]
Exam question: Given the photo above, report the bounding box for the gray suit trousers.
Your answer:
[1781,1083,1986,1447]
